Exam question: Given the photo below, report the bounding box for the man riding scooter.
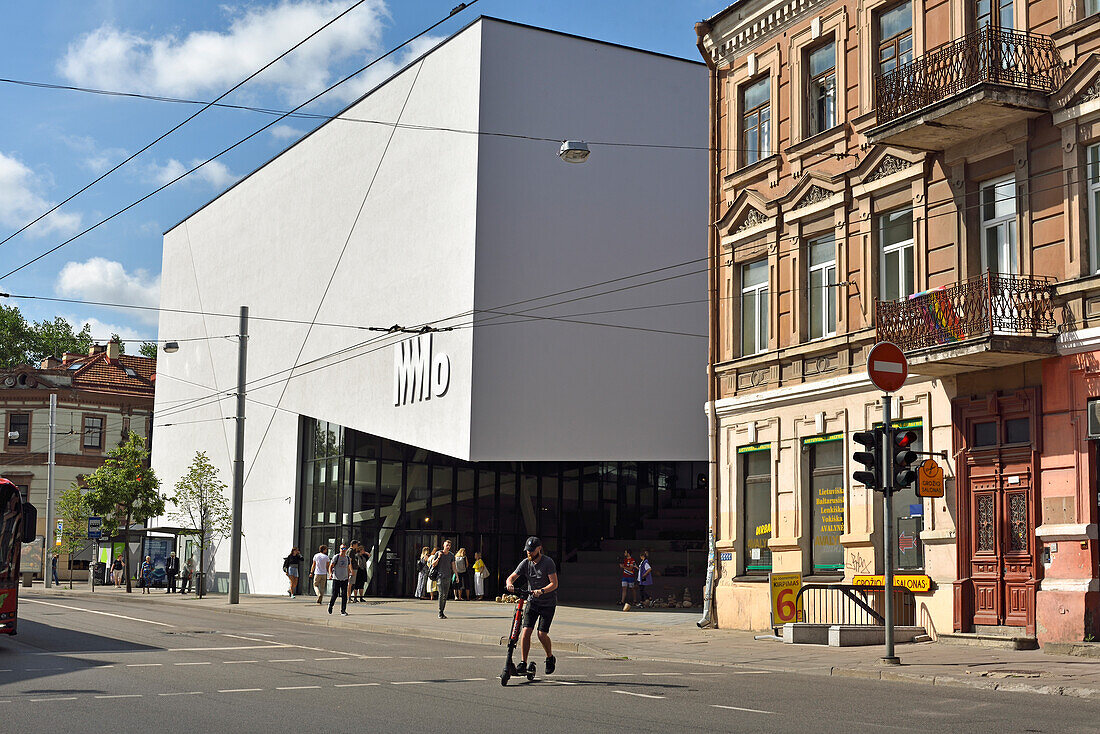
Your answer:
[506,536,559,677]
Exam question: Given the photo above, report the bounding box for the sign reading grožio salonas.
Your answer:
[394,333,451,406]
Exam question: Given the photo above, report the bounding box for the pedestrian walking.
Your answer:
[140,555,153,594]
[346,542,358,601]
[328,544,351,616]
[430,539,458,619]
[111,555,125,587]
[311,544,330,605]
[637,550,654,604]
[619,550,638,609]
[428,546,439,600]
[473,551,488,600]
[414,546,430,599]
[283,546,303,597]
[166,552,180,593]
[51,554,59,586]
[181,555,195,594]
[352,542,369,602]
[453,548,469,600]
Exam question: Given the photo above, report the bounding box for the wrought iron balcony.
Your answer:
[868,28,1065,150]
[875,273,1058,373]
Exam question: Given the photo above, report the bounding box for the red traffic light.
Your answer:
[894,430,917,448]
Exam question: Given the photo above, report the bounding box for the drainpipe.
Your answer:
[696,21,720,629]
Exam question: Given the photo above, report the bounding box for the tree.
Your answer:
[27,316,93,364]
[138,342,159,360]
[55,485,92,589]
[0,305,31,369]
[84,433,165,593]
[170,452,232,599]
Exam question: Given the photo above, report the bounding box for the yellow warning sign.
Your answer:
[917,459,944,498]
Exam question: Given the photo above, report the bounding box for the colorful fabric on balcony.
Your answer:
[907,286,966,345]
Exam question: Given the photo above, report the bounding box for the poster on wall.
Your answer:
[144,537,170,586]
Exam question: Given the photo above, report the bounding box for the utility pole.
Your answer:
[881,394,899,665]
[45,393,57,588]
[228,306,248,604]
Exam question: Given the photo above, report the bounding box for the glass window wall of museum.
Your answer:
[298,417,704,599]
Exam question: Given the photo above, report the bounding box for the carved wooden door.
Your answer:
[968,457,1035,628]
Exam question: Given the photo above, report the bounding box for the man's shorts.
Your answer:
[522,600,556,633]
[621,580,636,588]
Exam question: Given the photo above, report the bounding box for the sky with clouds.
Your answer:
[0,0,716,342]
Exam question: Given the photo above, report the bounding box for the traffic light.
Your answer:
[893,429,919,489]
[852,428,882,491]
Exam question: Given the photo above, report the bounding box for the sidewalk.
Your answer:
[27,584,1100,699]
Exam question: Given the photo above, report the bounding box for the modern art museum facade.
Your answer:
[151,18,709,600]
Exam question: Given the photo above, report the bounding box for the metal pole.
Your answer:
[45,393,57,588]
[881,393,900,664]
[228,306,248,604]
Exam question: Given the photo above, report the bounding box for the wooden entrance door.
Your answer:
[953,389,1040,635]
[968,458,1035,628]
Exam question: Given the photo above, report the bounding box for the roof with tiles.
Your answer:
[68,353,156,397]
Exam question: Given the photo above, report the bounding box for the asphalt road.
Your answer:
[0,592,1096,734]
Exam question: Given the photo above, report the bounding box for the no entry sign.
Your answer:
[867,342,908,393]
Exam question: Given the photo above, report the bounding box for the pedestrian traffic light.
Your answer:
[893,429,919,489]
[852,428,882,491]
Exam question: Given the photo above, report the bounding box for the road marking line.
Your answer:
[126,663,162,667]
[334,683,380,688]
[358,656,392,659]
[20,599,174,627]
[596,673,636,677]
[30,697,80,702]
[712,704,775,714]
[459,678,486,681]
[399,656,430,659]
[641,672,682,676]
[276,686,321,690]
[442,655,476,659]
[218,688,262,693]
[174,662,211,666]
[159,692,203,697]
[95,694,142,699]
[547,680,578,685]
[613,690,663,700]
[391,681,426,685]
[25,667,63,671]
[223,660,258,664]
[314,657,349,661]
[270,659,305,663]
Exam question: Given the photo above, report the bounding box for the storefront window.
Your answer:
[741,446,772,574]
[807,436,845,572]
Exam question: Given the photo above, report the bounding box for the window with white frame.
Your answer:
[879,209,915,301]
[807,41,837,136]
[1087,0,1100,18]
[808,234,837,340]
[741,259,769,355]
[1089,144,1100,273]
[980,176,1017,274]
[742,77,771,166]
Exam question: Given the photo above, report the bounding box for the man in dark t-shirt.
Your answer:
[506,536,559,676]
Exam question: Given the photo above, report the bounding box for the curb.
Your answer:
[26,589,1100,699]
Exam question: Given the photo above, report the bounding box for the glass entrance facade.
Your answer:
[298,417,705,600]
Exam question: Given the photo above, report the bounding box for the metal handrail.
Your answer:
[875,272,1057,352]
[875,27,1065,125]
[794,583,915,626]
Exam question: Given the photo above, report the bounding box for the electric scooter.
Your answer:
[499,587,536,686]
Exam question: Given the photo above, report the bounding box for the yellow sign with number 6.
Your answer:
[769,572,803,628]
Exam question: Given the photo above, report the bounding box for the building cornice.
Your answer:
[1035,523,1097,541]
[710,370,938,416]
[702,0,829,64]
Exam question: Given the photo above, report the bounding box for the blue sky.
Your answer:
[0,0,717,343]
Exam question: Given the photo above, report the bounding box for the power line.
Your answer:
[0,1,479,282]
[0,0,377,252]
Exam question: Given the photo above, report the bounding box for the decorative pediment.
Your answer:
[792,185,832,210]
[848,147,925,192]
[734,207,768,233]
[1052,53,1100,112]
[866,155,913,182]
[718,188,777,245]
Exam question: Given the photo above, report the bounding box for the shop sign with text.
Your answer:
[852,574,932,592]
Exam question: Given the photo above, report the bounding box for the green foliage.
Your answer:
[171,452,232,599]
[55,485,92,558]
[138,342,159,360]
[110,334,125,354]
[0,304,94,368]
[83,433,165,592]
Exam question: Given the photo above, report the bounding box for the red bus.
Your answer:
[1,477,37,636]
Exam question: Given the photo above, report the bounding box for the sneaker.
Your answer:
[328,606,333,615]
[514,661,527,675]
[545,655,556,675]
[341,611,349,616]
[438,612,447,619]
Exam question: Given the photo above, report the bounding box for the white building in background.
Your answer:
[152,17,709,600]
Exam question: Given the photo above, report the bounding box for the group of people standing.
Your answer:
[111,551,195,593]
[618,549,653,609]
[281,542,370,614]
[414,543,489,610]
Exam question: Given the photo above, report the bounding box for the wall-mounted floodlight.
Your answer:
[558,140,590,164]
[7,431,18,440]
[162,341,180,354]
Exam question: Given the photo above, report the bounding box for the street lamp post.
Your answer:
[228,306,248,604]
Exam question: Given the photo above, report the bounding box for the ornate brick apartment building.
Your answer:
[1,341,154,576]
[698,0,1100,642]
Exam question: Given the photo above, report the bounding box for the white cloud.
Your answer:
[60,134,129,173]
[64,314,149,344]
[269,124,304,141]
[0,151,83,238]
[56,257,161,327]
[59,1,390,103]
[147,157,240,189]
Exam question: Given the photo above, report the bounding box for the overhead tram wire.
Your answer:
[0,1,479,282]
[0,0,377,252]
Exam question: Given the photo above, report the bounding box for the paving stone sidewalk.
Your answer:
[30,584,1100,699]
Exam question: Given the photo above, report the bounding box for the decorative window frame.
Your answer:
[5,410,32,452]
[1052,56,1100,280]
[81,413,107,454]
[978,174,1019,275]
[858,0,925,116]
[727,46,782,176]
[788,9,849,148]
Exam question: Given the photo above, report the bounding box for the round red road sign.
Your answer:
[867,341,908,393]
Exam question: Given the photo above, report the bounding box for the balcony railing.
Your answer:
[876,273,1057,353]
[875,27,1064,125]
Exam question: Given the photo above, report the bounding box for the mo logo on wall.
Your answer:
[393,333,451,406]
